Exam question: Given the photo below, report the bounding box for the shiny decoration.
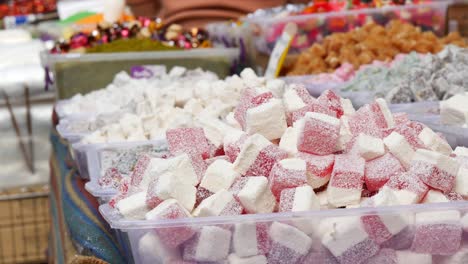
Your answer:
[50,17,211,54]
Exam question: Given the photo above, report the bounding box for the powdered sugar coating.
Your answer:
[297,152,335,189]
[297,112,340,155]
[269,159,308,198]
[167,127,211,159]
[365,153,405,192]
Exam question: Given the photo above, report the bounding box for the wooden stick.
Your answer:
[25,85,35,174]
[2,89,33,173]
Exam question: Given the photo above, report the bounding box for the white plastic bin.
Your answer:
[100,201,468,264]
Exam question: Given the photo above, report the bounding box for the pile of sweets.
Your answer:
[441,92,468,128]
[111,84,468,264]
[342,45,468,103]
[57,66,216,118]
[77,68,288,144]
[51,18,211,54]
[291,54,406,85]
[287,20,467,75]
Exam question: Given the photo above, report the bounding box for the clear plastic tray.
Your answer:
[99,201,468,264]
[41,48,240,99]
[389,101,468,148]
[56,116,93,144]
[246,1,451,55]
[81,139,169,196]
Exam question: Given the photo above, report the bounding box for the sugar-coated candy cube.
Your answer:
[297,152,335,189]
[371,98,395,129]
[322,216,380,264]
[393,113,410,126]
[200,160,240,193]
[391,122,426,150]
[380,226,415,251]
[226,112,242,129]
[192,189,243,217]
[227,254,267,264]
[167,127,211,159]
[183,226,232,262]
[328,154,365,207]
[129,154,152,188]
[383,132,415,169]
[418,127,452,156]
[383,173,429,205]
[279,185,320,212]
[455,166,468,198]
[99,167,122,188]
[138,232,180,264]
[411,210,462,255]
[234,88,259,130]
[422,190,449,204]
[240,68,265,87]
[317,189,335,209]
[279,127,298,156]
[361,188,411,245]
[245,98,287,140]
[289,100,336,125]
[266,78,286,98]
[269,158,308,198]
[297,112,340,155]
[435,246,468,264]
[224,130,248,163]
[268,222,313,264]
[410,149,459,193]
[336,116,353,152]
[116,192,148,220]
[352,133,385,161]
[146,172,196,211]
[279,186,320,234]
[363,248,396,264]
[348,104,383,138]
[145,199,196,248]
[233,134,288,176]
[282,85,313,113]
[194,186,213,208]
[231,176,276,214]
[317,90,344,118]
[364,153,405,192]
[196,116,236,151]
[341,98,355,116]
[232,222,270,257]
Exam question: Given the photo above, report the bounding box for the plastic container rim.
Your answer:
[244,0,452,24]
[99,200,468,230]
[40,48,240,67]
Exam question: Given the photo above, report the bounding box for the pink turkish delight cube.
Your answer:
[296,112,340,155]
[348,104,383,138]
[365,153,405,192]
[296,152,335,189]
[267,222,313,264]
[166,127,211,159]
[99,167,123,188]
[327,154,365,207]
[317,90,344,118]
[146,199,196,248]
[232,222,271,257]
[269,159,308,198]
[384,172,429,205]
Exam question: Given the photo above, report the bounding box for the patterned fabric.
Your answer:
[49,128,127,263]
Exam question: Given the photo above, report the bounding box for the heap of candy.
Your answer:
[109,81,468,263]
[342,45,468,103]
[57,66,218,119]
[250,2,449,55]
[287,21,466,75]
[70,68,288,144]
[50,18,210,53]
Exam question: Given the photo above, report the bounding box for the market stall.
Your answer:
[3,0,468,263]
